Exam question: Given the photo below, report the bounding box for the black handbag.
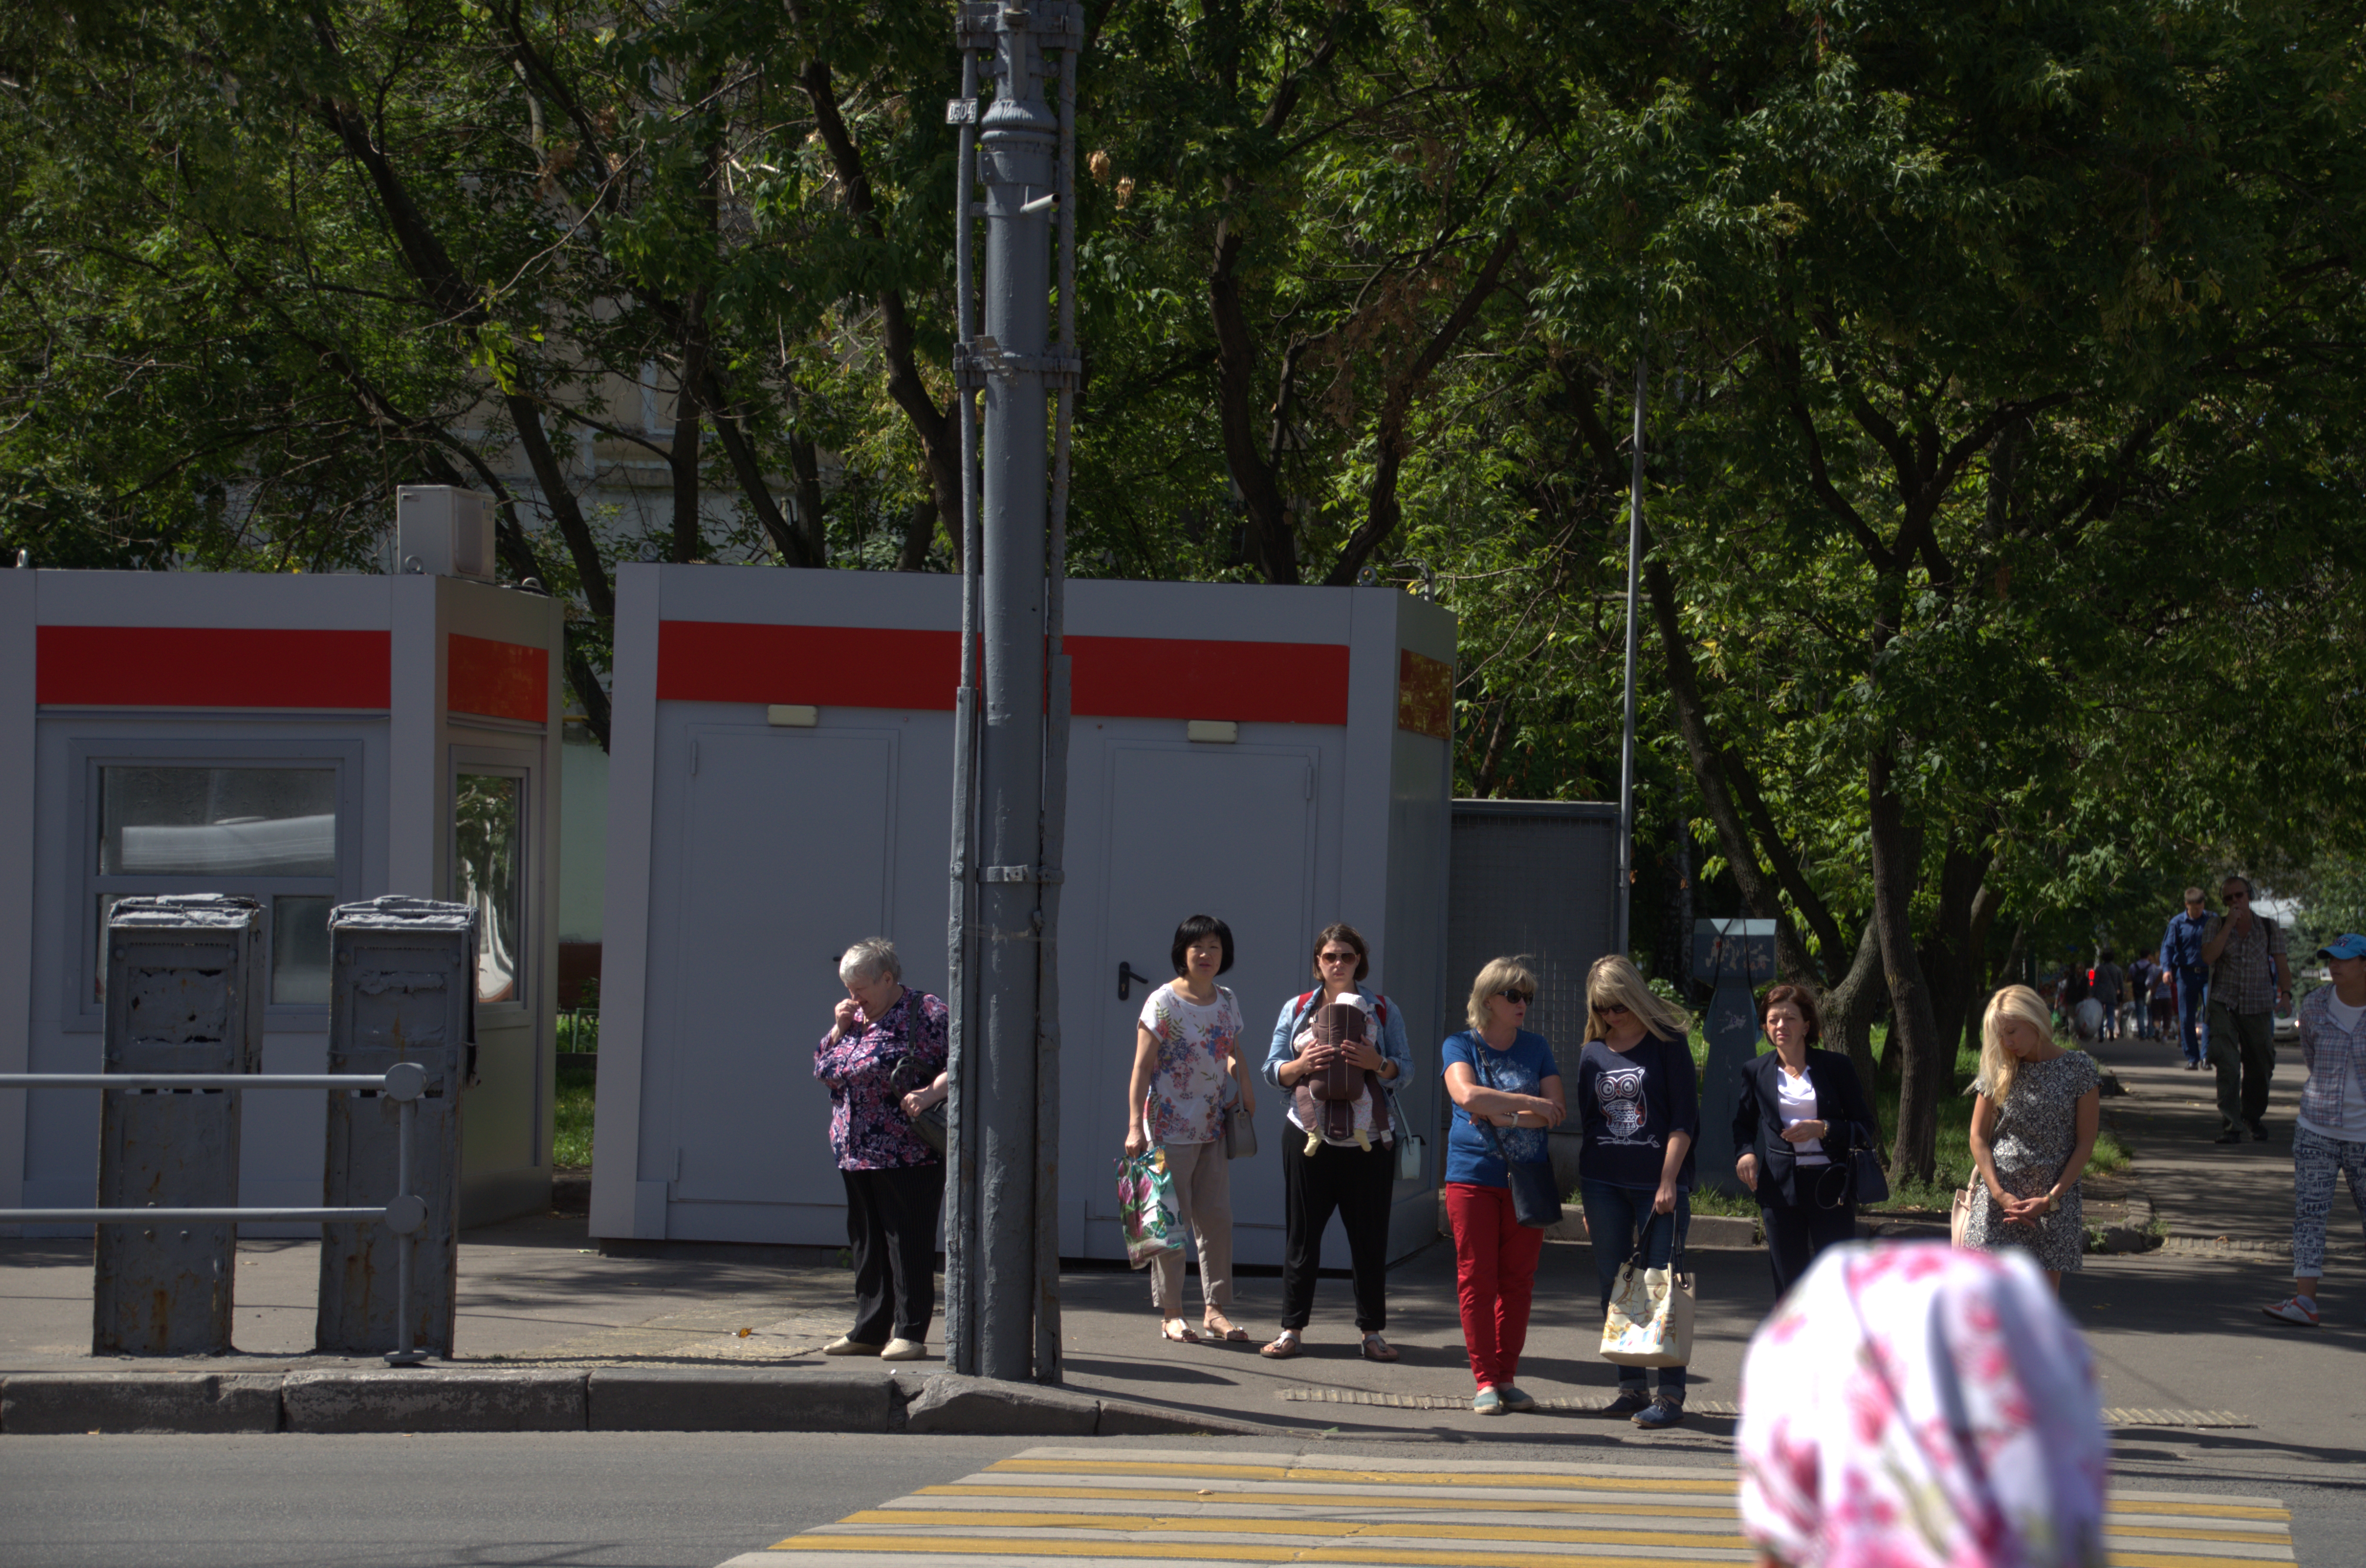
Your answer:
[888,1052,947,1153]
[1849,1144,1890,1207]
[1475,1050,1563,1229]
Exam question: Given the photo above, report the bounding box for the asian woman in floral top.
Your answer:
[1124,914,1254,1345]
[813,938,947,1362]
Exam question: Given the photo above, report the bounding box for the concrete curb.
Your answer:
[2,1372,282,1435]
[0,1366,1287,1437]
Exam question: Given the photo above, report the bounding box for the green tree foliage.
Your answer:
[5,0,2361,1175]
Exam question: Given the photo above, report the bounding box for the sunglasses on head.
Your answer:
[1496,988,1534,1005]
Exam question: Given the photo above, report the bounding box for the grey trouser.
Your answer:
[1150,1138,1234,1315]
[2207,1004,2276,1130]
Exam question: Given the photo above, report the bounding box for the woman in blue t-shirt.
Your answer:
[1574,953,1699,1429]
[1440,956,1566,1416]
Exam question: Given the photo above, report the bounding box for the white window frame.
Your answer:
[67,738,365,1032]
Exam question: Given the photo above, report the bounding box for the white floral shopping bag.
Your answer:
[1115,1148,1183,1268]
[1600,1229,1695,1368]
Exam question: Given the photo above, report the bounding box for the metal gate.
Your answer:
[1447,799,1620,1078]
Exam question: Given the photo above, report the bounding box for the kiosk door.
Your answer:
[663,726,897,1236]
[1085,743,1318,1265]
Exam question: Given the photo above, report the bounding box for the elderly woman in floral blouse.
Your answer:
[814,937,947,1362]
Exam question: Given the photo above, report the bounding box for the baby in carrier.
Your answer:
[1292,1000,1393,1155]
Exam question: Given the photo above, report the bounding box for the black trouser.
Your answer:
[1761,1187,1857,1299]
[1280,1132,1394,1332]
[843,1163,945,1344]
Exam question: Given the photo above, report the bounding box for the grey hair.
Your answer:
[839,938,901,986]
[2071,998,2106,1044]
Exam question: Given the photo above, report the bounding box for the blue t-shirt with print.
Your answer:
[1441,1029,1558,1188]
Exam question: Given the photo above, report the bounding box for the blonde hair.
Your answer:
[1465,956,1540,1032]
[1586,954,1691,1041]
[1979,985,2054,1101]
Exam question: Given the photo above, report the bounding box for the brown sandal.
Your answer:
[1359,1333,1400,1362]
[1259,1329,1303,1359]
[1159,1318,1201,1344]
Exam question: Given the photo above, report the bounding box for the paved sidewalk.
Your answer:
[2,1028,2361,1468]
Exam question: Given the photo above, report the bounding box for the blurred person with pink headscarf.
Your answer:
[1736,1241,2108,1568]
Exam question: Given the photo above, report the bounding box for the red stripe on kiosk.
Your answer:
[36,625,393,708]
[654,621,1349,724]
[448,633,549,722]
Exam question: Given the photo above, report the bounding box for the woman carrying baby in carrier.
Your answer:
[1258,923,1414,1362]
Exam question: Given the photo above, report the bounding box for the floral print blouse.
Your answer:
[1137,981,1242,1145]
[814,988,948,1171]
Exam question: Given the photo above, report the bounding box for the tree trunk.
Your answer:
[668,326,707,563]
[1823,917,1885,1125]
[1919,838,1994,1083]
[1643,556,1818,984]
[1871,739,1948,1183]
[1963,882,2005,1052]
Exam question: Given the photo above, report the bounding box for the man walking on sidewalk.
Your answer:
[2127,952,2158,1038]
[2264,934,2366,1328]
[2201,875,2290,1144]
[2161,889,2215,1070]
[2092,948,2125,1041]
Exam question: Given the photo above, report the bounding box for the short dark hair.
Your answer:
[1172,915,1235,976]
[2098,946,2115,963]
[1759,982,1824,1044]
[1313,923,1369,983]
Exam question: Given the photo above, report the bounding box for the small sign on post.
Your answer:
[1691,918,1777,1198]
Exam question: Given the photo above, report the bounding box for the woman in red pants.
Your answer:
[1440,956,1566,1415]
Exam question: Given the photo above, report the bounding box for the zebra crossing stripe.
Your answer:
[725,1448,2297,1568]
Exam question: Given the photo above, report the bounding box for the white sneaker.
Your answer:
[823,1335,884,1356]
[2262,1296,2320,1327]
[879,1338,929,1361]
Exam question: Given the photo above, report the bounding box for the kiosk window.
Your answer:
[455,772,524,1004]
[89,763,343,1007]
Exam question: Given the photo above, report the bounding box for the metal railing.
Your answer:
[0,1062,435,1365]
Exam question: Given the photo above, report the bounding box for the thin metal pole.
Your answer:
[944,42,984,1380]
[1031,31,1078,1388]
[1616,353,1646,957]
[391,1095,421,1365]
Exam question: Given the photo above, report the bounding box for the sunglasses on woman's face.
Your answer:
[1496,989,1533,1005]
[1596,1001,1629,1017]
[1319,949,1359,964]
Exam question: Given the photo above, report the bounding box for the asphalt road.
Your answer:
[3,1431,2362,1568]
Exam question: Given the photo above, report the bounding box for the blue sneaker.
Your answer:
[1497,1384,1538,1413]
[1602,1387,1650,1418]
[1472,1387,1506,1416]
[1632,1396,1686,1429]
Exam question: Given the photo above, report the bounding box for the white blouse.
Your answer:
[1776,1065,1828,1166]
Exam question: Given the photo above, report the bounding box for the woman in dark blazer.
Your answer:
[1731,983,1878,1297]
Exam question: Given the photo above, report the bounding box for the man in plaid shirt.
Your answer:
[2201,874,2292,1143]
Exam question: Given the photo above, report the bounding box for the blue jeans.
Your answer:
[2176,969,2210,1065]
[1580,1178,1688,1397]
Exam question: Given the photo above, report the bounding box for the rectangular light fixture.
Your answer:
[767,704,819,728]
[1185,720,1238,743]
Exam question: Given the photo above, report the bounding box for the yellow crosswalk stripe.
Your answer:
[733,1446,2299,1568]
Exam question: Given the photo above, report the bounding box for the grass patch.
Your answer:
[557,1006,600,1052]
[554,1060,596,1167]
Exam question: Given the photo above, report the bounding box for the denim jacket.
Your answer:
[1262,984,1415,1139]
[2296,987,2366,1135]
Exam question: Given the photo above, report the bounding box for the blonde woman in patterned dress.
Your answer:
[1963,985,2103,1291]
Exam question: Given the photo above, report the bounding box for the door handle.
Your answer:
[1117,963,1160,1002]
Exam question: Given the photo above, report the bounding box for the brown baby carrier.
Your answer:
[1293,1001,1391,1154]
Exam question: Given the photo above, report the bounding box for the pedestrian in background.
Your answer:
[1260,923,1412,1362]
[1576,954,1700,1428]
[815,938,949,1362]
[1732,984,1877,1298]
[2161,887,2215,1069]
[1125,915,1252,1344]
[2149,961,2179,1046]
[2127,952,2158,1039]
[1440,956,1565,1415]
[1736,1242,2108,1568]
[2202,875,2291,1144]
[1962,988,2103,1292]
[2263,933,2366,1328]
[2091,948,2125,1041]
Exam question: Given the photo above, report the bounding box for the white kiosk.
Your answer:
[0,563,563,1230]
[590,565,1456,1266]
